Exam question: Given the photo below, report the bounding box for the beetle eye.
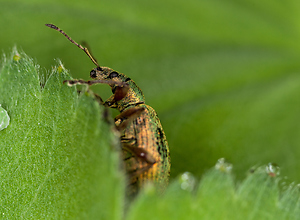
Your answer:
[96,66,103,71]
[109,71,119,78]
[90,69,97,78]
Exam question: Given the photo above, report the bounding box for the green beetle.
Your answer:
[46,24,170,195]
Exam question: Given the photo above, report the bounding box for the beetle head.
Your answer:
[90,66,121,81]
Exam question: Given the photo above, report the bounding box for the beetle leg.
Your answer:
[93,93,105,105]
[122,141,156,165]
[121,138,156,187]
[64,79,129,107]
[114,107,145,131]
[102,95,117,108]
[102,85,130,107]
[113,85,129,101]
[75,87,105,105]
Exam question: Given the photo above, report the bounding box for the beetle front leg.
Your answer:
[114,107,145,131]
[102,95,117,108]
[64,79,129,107]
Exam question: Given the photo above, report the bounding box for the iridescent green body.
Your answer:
[90,67,171,192]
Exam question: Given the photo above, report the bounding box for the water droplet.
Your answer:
[215,158,232,173]
[0,105,10,131]
[13,53,21,61]
[179,172,196,191]
[266,163,280,177]
[57,65,64,73]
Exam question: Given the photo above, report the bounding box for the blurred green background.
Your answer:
[1,0,300,183]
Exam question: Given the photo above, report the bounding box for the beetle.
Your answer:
[45,24,170,195]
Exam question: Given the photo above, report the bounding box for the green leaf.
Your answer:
[0,49,125,219]
[126,166,300,220]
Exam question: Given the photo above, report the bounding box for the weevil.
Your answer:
[45,24,170,194]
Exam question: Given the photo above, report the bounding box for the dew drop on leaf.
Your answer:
[0,105,10,131]
[57,65,64,73]
[13,53,21,61]
[266,163,280,177]
[215,158,232,173]
[178,172,196,191]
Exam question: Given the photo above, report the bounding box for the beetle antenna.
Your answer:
[45,24,100,67]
